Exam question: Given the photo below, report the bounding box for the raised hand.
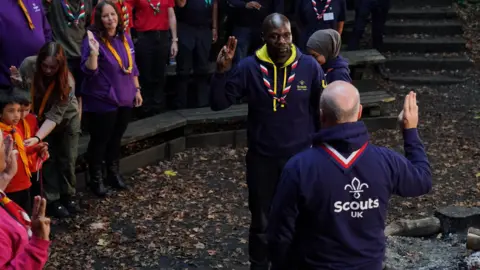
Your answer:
[0,135,18,191]
[87,30,100,55]
[399,91,418,129]
[246,1,261,9]
[9,66,22,86]
[216,36,237,73]
[31,196,51,241]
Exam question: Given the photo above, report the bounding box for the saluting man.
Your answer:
[210,13,326,270]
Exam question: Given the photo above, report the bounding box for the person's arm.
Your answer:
[212,0,218,31]
[81,36,99,72]
[175,0,186,7]
[336,0,346,34]
[227,0,247,8]
[210,61,247,111]
[310,60,326,131]
[388,128,432,197]
[168,7,178,42]
[267,163,300,270]
[0,229,50,270]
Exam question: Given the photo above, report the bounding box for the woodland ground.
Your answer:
[45,4,480,269]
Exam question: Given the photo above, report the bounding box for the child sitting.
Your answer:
[306,29,352,84]
[0,88,48,214]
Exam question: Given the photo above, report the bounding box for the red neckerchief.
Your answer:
[311,0,332,20]
[0,190,32,238]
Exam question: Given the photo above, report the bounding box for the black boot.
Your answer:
[47,200,70,218]
[106,161,127,189]
[89,164,108,197]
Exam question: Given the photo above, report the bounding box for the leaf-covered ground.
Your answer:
[46,6,480,268]
[45,75,480,269]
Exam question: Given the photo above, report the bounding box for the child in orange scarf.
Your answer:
[0,89,48,214]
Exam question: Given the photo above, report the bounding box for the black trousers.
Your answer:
[67,57,84,97]
[174,23,212,109]
[135,30,170,110]
[85,107,132,167]
[246,151,290,270]
[348,0,391,50]
[7,189,31,215]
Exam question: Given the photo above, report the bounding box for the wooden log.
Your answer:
[466,227,480,251]
[385,217,441,237]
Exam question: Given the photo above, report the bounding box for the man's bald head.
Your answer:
[320,81,362,125]
[262,13,290,35]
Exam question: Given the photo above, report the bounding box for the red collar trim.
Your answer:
[320,142,368,169]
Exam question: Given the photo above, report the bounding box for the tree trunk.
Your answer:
[467,227,480,251]
[385,217,441,237]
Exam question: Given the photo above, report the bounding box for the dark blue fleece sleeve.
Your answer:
[226,0,245,8]
[389,128,432,197]
[326,68,352,84]
[268,163,300,270]
[209,62,247,111]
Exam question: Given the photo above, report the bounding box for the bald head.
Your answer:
[320,81,361,125]
[262,13,290,35]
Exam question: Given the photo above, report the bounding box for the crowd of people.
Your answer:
[0,0,432,270]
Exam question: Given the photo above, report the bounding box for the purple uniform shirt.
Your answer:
[80,33,139,112]
[0,0,52,88]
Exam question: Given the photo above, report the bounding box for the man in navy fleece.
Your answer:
[211,13,325,270]
[267,81,432,270]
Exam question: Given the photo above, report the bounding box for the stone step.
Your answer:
[385,54,473,71]
[388,7,457,20]
[392,0,452,7]
[385,20,463,36]
[388,74,466,85]
[382,37,466,53]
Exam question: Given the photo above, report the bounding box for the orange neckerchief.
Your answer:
[18,0,35,30]
[104,36,133,74]
[31,82,55,120]
[0,123,31,178]
[22,118,31,138]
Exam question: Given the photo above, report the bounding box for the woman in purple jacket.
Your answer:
[306,29,352,84]
[81,1,143,197]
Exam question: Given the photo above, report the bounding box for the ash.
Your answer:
[385,234,469,270]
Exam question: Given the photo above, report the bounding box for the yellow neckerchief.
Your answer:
[0,123,31,178]
[256,44,297,111]
[103,35,133,74]
[22,118,31,138]
[18,0,35,30]
[31,81,55,119]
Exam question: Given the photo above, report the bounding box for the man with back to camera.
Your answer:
[210,13,326,270]
[267,81,432,270]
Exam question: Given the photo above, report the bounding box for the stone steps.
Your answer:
[391,0,452,7]
[384,20,463,36]
[385,54,473,71]
[383,37,466,53]
[388,74,466,85]
[388,7,457,20]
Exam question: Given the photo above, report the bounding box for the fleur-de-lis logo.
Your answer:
[344,177,369,199]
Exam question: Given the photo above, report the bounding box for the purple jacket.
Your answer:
[0,0,52,88]
[80,33,139,112]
